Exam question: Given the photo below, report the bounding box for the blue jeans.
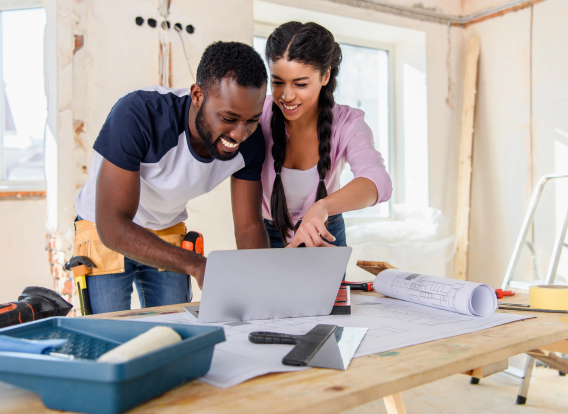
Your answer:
[86,257,191,314]
[264,213,347,248]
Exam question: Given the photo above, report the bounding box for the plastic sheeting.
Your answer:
[345,204,455,281]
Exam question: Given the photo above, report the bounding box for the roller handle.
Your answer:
[248,331,301,345]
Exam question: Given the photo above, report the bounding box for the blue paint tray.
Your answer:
[0,317,225,414]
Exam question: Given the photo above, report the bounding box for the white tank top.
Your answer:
[280,165,319,217]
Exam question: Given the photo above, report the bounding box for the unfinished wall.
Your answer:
[466,0,568,287]
[0,198,52,303]
[41,0,253,304]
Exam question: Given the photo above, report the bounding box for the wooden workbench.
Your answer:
[0,293,567,414]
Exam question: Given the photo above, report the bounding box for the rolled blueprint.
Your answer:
[373,270,497,317]
[98,326,182,363]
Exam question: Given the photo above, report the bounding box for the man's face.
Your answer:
[195,77,266,161]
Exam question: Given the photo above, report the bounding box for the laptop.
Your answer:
[188,247,352,324]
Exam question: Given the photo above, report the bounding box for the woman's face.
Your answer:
[269,58,330,122]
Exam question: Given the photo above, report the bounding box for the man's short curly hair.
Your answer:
[196,41,267,96]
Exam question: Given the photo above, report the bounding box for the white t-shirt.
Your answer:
[75,86,265,230]
[280,165,319,216]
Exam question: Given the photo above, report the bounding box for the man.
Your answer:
[73,42,269,314]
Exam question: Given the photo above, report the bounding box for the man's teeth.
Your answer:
[283,104,298,110]
[221,137,238,149]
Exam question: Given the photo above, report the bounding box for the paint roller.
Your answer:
[98,326,182,364]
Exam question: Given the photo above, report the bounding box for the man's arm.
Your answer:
[230,177,269,249]
[95,159,207,288]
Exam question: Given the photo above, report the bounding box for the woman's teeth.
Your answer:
[283,104,298,110]
[221,137,238,149]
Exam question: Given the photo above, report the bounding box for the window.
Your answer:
[0,6,46,189]
[253,36,391,218]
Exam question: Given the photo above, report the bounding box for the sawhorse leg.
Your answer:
[516,356,535,405]
[383,393,407,414]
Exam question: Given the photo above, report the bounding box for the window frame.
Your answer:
[0,0,46,192]
[253,22,397,221]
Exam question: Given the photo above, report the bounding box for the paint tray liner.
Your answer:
[0,317,225,414]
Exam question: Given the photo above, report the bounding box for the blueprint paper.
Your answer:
[131,295,529,388]
[374,269,498,316]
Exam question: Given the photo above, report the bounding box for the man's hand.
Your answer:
[95,159,206,281]
[191,256,206,290]
[286,200,336,248]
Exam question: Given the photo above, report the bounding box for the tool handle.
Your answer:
[75,275,92,316]
[248,332,300,345]
[182,231,204,256]
[342,281,373,291]
[0,302,36,329]
[495,288,515,299]
[498,306,568,313]
[0,335,67,354]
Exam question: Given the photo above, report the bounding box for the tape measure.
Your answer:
[529,285,568,311]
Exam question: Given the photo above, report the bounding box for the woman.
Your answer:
[260,21,392,248]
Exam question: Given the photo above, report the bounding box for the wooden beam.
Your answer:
[356,261,397,276]
[454,37,481,281]
[383,393,407,414]
[527,349,568,373]
[461,358,508,378]
[541,340,568,354]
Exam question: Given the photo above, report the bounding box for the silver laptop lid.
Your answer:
[198,247,352,323]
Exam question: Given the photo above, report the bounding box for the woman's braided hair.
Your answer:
[266,21,342,243]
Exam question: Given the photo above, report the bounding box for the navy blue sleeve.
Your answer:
[232,125,266,181]
[93,90,184,172]
[93,92,151,171]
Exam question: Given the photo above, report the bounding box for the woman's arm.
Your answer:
[286,177,377,248]
[287,115,392,248]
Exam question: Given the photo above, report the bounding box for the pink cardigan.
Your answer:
[260,96,392,224]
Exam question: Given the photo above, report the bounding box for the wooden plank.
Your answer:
[2,293,568,414]
[461,358,508,378]
[527,349,568,373]
[356,261,397,276]
[383,392,407,414]
[454,36,481,281]
[541,339,568,353]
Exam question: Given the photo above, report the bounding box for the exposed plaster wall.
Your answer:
[0,198,52,303]
[466,0,568,287]
[42,0,253,303]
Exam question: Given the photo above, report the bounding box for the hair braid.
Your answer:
[270,102,295,242]
[266,22,342,244]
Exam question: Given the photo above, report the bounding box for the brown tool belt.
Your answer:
[73,219,187,276]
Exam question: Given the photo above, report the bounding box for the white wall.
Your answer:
[0,198,52,303]
[466,0,568,287]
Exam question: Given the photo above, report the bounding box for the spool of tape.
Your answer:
[529,285,568,311]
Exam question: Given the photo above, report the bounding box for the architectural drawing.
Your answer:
[374,269,498,317]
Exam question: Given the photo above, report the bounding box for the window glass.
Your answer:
[253,36,390,218]
[1,8,47,182]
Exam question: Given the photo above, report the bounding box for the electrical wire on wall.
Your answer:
[158,0,171,87]
[174,24,195,82]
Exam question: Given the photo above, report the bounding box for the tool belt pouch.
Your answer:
[147,223,187,271]
[73,220,125,276]
[73,220,187,275]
